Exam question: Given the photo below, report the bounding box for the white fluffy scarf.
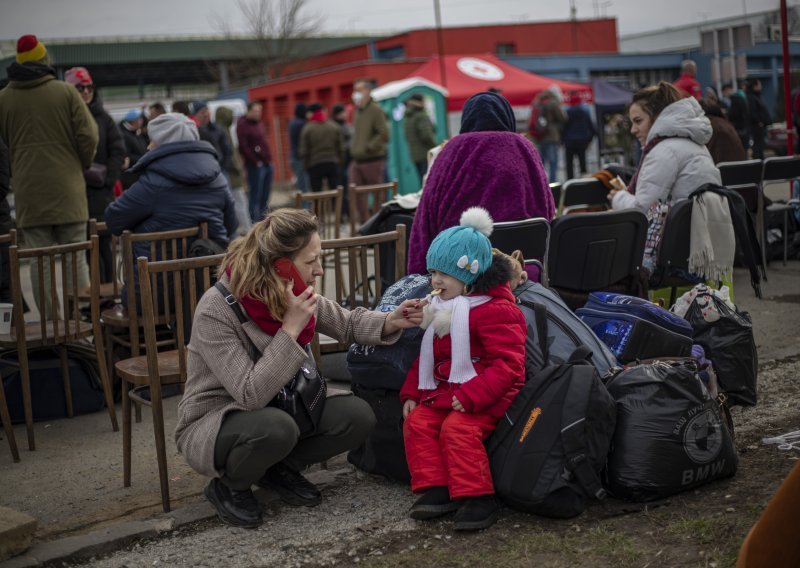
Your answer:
[418,294,490,391]
[689,192,735,282]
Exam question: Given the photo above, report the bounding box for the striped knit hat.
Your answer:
[16,35,48,64]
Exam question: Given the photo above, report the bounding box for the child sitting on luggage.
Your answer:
[400,207,527,531]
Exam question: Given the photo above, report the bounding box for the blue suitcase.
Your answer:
[576,292,693,363]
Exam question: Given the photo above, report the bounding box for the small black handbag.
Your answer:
[214,282,327,437]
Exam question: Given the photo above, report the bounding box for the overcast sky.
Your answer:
[0,0,786,41]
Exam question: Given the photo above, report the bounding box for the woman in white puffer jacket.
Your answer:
[609,82,721,212]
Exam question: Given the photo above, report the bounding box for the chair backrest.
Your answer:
[762,155,800,185]
[653,198,694,275]
[560,178,610,215]
[729,183,760,213]
[547,209,648,291]
[294,187,342,240]
[89,218,119,293]
[490,217,550,283]
[0,229,17,247]
[9,236,101,344]
[718,159,763,187]
[137,254,224,387]
[549,182,562,214]
[121,225,207,355]
[349,181,396,235]
[320,224,407,310]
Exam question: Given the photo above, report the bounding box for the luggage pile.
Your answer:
[346,276,756,518]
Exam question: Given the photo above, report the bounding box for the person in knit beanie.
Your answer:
[0,34,98,318]
[16,35,49,65]
[146,112,199,148]
[399,207,527,532]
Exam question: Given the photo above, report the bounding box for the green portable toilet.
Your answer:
[372,78,448,195]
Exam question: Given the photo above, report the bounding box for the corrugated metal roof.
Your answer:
[1,35,375,80]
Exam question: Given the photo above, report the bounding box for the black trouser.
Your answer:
[751,127,766,160]
[213,395,376,490]
[565,145,588,180]
[308,162,340,192]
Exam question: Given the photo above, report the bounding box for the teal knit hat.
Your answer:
[426,207,494,285]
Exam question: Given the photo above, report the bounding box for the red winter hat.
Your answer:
[16,34,48,64]
[65,67,93,86]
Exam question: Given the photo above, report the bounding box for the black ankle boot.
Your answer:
[410,486,460,520]
[257,462,322,507]
[204,478,262,529]
[453,495,500,531]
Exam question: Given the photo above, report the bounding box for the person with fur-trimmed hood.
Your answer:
[400,207,526,532]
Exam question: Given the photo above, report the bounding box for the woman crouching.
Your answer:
[176,208,423,528]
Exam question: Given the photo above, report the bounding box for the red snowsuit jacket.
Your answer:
[399,283,526,419]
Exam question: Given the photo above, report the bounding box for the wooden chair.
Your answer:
[87,219,120,301]
[560,178,610,215]
[348,181,396,235]
[115,253,223,512]
[314,225,407,359]
[2,235,118,451]
[102,225,207,413]
[0,230,19,462]
[490,217,551,285]
[294,187,343,240]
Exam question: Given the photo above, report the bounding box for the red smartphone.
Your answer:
[274,257,309,296]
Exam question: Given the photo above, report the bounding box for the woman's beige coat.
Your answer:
[176,281,401,478]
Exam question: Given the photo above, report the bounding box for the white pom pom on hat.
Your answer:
[459,206,494,237]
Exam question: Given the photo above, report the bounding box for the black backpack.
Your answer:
[487,346,617,518]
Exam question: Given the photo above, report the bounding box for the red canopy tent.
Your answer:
[407,54,593,111]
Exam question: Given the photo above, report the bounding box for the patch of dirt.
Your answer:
[324,357,800,568]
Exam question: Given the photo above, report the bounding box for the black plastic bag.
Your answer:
[605,360,738,501]
[684,291,757,407]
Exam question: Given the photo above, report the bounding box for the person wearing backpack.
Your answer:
[400,207,526,531]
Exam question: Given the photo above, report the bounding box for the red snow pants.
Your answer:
[403,405,498,499]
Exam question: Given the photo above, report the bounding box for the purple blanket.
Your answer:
[408,131,554,280]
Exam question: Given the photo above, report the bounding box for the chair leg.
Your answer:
[122,379,132,487]
[93,332,119,432]
[59,347,74,419]
[0,378,20,462]
[150,384,171,513]
[783,210,789,266]
[17,348,35,451]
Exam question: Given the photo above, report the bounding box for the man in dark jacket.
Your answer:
[236,102,273,222]
[727,88,750,154]
[745,78,771,160]
[105,113,237,309]
[299,103,343,192]
[562,103,596,180]
[65,66,125,282]
[403,93,436,183]
[192,100,231,172]
[0,35,98,315]
[288,102,309,192]
[119,109,148,189]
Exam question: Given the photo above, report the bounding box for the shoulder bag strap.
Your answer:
[517,299,550,366]
[214,281,261,363]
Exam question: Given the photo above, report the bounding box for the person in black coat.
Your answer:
[65,67,126,282]
[105,113,237,311]
[562,103,596,180]
[191,100,232,171]
[119,109,148,189]
[727,90,750,154]
[745,78,771,160]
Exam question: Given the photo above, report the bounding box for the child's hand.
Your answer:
[403,399,418,418]
[451,395,465,412]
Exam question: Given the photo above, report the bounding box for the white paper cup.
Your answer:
[0,303,12,335]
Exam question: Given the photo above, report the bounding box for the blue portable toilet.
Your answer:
[372,78,448,195]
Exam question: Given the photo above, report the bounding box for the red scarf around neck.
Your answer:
[225,267,316,346]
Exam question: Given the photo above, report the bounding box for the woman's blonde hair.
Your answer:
[221,208,319,319]
[629,81,684,122]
